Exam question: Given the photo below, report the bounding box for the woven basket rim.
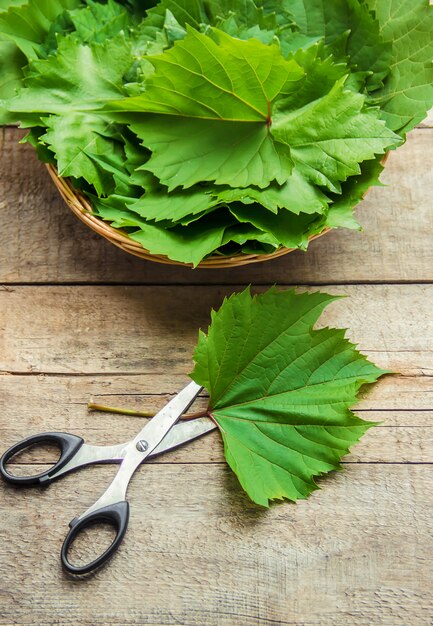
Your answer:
[46,156,387,268]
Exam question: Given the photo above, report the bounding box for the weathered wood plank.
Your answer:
[2,420,432,465]
[2,372,433,419]
[1,374,433,464]
[0,128,432,285]
[1,285,433,375]
[0,464,431,626]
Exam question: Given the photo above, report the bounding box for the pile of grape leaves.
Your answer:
[1,0,432,265]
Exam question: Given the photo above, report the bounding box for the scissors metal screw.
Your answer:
[0,381,216,576]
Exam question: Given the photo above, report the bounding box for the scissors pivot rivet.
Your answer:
[136,440,149,452]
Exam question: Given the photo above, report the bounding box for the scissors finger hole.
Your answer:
[3,441,61,478]
[64,520,118,569]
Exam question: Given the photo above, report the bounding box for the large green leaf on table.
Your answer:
[191,288,387,506]
[364,0,433,136]
[279,0,392,92]
[272,77,399,194]
[0,0,81,60]
[111,28,304,189]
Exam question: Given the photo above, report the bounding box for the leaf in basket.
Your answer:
[8,35,132,119]
[0,0,81,60]
[363,0,433,135]
[215,168,330,215]
[190,287,387,506]
[280,0,393,91]
[271,77,399,194]
[109,27,304,190]
[228,204,327,250]
[41,113,126,196]
[0,40,24,123]
[92,197,233,266]
[2,0,433,264]
[325,157,385,230]
[126,172,221,223]
[66,0,133,45]
[112,28,398,195]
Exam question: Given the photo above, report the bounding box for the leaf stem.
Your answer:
[87,402,209,421]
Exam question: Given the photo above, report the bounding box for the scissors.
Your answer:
[0,381,216,576]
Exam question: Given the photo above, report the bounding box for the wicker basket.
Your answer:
[48,164,353,269]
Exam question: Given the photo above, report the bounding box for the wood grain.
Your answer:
[1,114,432,624]
[1,374,433,465]
[0,127,432,285]
[0,464,431,626]
[1,285,433,375]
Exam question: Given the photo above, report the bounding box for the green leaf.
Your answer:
[127,173,220,223]
[110,27,304,189]
[41,113,125,196]
[9,35,132,117]
[228,203,326,250]
[67,0,133,44]
[0,1,27,9]
[281,0,393,91]
[0,40,25,122]
[129,214,234,266]
[191,287,387,506]
[365,0,433,135]
[216,167,330,215]
[0,0,81,60]
[272,76,399,193]
[325,157,385,230]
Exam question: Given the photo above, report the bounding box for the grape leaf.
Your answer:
[0,0,81,60]
[9,35,132,117]
[280,0,392,91]
[190,287,387,506]
[67,0,133,44]
[228,203,326,250]
[364,0,433,135]
[127,174,221,223]
[0,40,24,122]
[110,27,304,189]
[8,35,135,193]
[217,168,330,216]
[93,198,234,266]
[41,113,126,196]
[113,28,398,195]
[325,157,385,230]
[272,76,399,193]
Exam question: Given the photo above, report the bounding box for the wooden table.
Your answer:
[0,114,432,625]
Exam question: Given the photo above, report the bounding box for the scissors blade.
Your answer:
[150,417,216,457]
[131,380,203,453]
[53,417,216,477]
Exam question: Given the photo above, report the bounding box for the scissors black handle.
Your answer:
[61,501,130,576]
[0,432,84,486]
